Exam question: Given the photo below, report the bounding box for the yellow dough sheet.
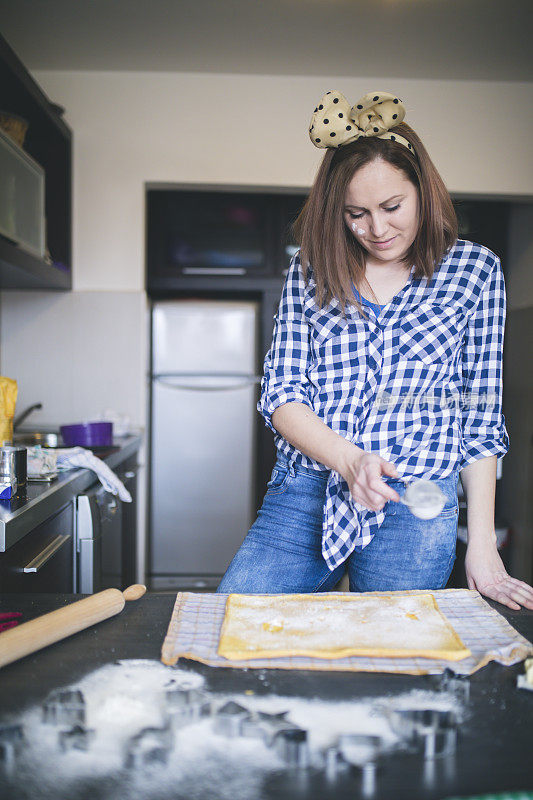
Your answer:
[217,592,471,662]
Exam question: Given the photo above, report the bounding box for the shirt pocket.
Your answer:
[396,302,465,366]
[305,301,350,346]
[307,313,366,392]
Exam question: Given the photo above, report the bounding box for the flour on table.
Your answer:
[0,659,467,800]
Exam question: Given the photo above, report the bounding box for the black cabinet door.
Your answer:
[0,503,74,592]
[0,34,72,289]
[116,455,138,588]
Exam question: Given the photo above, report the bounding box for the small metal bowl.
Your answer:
[13,431,61,448]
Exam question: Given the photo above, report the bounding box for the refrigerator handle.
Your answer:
[154,376,262,392]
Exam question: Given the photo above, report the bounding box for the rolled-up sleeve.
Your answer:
[257,255,313,433]
[459,256,510,468]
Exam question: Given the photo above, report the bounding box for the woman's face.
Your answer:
[343,159,419,267]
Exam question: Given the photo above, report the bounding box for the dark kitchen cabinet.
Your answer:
[453,197,510,266]
[0,437,142,594]
[0,503,74,593]
[146,186,309,289]
[116,455,138,589]
[0,34,72,290]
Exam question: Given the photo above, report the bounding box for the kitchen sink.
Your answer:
[13,431,120,457]
[13,431,62,448]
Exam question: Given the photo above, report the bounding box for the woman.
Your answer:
[218,90,533,611]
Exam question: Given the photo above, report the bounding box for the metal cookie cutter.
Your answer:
[124,724,174,769]
[165,686,211,729]
[59,724,95,752]
[241,709,290,745]
[42,688,86,726]
[387,708,458,759]
[438,668,471,702]
[0,725,25,776]
[212,700,251,738]
[272,727,309,768]
[327,734,386,795]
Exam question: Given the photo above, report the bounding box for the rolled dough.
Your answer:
[218,593,471,661]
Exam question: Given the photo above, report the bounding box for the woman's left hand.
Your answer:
[465,542,533,610]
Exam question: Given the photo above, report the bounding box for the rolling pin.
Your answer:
[0,584,146,669]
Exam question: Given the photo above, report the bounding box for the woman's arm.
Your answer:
[460,455,533,610]
[260,256,400,511]
[272,402,401,510]
[458,255,532,608]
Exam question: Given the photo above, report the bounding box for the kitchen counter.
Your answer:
[0,592,531,800]
[0,434,142,551]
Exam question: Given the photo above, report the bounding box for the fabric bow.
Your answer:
[309,90,414,154]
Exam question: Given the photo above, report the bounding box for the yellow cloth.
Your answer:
[0,376,17,444]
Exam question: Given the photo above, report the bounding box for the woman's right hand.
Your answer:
[271,403,402,511]
[337,447,402,511]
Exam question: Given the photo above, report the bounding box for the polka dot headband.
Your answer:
[309,90,415,155]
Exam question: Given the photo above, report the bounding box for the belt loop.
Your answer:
[288,453,297,477]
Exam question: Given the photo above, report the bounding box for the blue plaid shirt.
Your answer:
[258,239,509,570]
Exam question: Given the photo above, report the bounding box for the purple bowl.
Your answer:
[60,422,113,448]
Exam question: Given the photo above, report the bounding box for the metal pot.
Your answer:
[0,444,27,488]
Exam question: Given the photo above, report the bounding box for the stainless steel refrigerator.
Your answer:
[149,300,260,590]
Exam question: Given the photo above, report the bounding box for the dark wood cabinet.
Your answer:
[0,503,74,593]
[0,438,141,593]
[115,455,138,589]
[0,34,71,290]
[453,197,510,265]
[146,186,308,289]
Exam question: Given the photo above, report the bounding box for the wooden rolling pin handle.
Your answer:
[0,584,147,670]
[122,583,146,601]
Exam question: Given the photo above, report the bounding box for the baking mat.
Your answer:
[161,589,533,675]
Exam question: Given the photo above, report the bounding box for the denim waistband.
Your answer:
[275,451,329,479]
[275,450,459,486]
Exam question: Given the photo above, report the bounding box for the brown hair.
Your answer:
[293,122,457,311]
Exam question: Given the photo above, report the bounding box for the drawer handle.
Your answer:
[19,534,70,573]
[182,267,246,276]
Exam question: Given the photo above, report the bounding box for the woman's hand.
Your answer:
[271,403,401,511]
[338,449,401,511]
[460,457,533,610]
[465,541,533,610]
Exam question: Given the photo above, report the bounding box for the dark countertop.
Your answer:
[0,434,142,551]
[0,592,532,800]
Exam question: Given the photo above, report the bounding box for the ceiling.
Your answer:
[1,0,532,82]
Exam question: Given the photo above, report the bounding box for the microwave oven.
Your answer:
[0,127,45,259]
[146,186,308,288]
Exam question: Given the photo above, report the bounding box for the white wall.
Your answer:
[0,291,147,426]
[32,71,533,292]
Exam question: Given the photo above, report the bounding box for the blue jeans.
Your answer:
[217,454,459,593]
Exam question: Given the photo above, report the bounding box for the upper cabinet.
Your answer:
[0,34,71,290]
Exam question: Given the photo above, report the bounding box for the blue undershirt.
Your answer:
[353,287,383,314]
